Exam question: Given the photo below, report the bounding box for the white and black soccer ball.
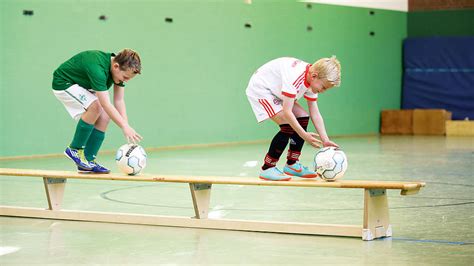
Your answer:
[314,147,348,181]
[115,144,147,175]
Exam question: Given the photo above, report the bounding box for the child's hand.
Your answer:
[304,132,322,148]
[323,140,339,148]
[123,125,143,144]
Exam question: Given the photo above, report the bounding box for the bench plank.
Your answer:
[0,168,425,191]
[0,206,363,237]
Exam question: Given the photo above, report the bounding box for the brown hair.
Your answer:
[114,48,142,74]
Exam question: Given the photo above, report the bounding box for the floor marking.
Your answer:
[243,161,258,167]
[208,205,230,218]
[100,185,474,211]
[0,247,20,256]
[391,237,474,245]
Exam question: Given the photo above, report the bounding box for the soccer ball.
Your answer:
[115,144,147,175]
[314,147,348,181]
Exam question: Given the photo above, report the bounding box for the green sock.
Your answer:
[84,128,105,161]
[70,119,94,149]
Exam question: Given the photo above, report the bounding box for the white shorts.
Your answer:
[52,84,98,121]
[246,83,283,123]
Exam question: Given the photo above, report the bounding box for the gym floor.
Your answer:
[1,135,473,265]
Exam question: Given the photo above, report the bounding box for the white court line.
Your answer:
[208,205,231,219]
[243,161,258,167]
[0,246,21,256]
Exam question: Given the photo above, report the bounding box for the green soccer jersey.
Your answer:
[52,50,124,91]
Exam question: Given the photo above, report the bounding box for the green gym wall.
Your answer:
[0,0,406,157]
[408,9,474,37]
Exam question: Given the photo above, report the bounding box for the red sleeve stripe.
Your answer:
[294,80,303,88]
[282,91,296,98]
[292,72,305,86]
[304,95,317,101]
[259,99,276,117]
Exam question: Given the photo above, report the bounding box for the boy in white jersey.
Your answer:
[246,56,341,181]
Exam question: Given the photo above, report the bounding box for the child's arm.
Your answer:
[113,84,129,124]
[307,100,339,148]
[96,90,142,143]
[281,95,321,148]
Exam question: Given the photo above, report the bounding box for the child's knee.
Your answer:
[279,124,295,135]
[100,112,111,124]
[87,100,104,115]
[296,116,309,129]
[271,111,287,124]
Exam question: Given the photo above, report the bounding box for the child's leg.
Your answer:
[70,100,102,149]
[279,103,317,178]
[84,128,105,161]
[287,117,309,165]
[53,85,103,170]
[262,124,295,170]
[85,111,110,161]
[286,102,309,165]
[245,90,291,178]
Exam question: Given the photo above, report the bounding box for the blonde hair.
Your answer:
[310,56,341,87]
[114,48,142,74]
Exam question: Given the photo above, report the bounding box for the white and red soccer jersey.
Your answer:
[246,57,318,122]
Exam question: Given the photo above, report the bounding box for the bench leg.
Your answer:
[43,178,67,210]
[362,189,392,241]
[189,183,212,219]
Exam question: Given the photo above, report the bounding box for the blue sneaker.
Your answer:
[284,161,318,178]
[259,167,292,181]
[78,161,110,174]
[64,147,92,170]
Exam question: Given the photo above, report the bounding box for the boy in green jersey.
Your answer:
[52,49,142,173]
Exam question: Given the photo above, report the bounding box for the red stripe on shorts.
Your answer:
[258,99,271,117]
[264,99,276,116]
[259,99,275,117]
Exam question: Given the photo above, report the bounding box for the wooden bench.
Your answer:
[0,168,425,240]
